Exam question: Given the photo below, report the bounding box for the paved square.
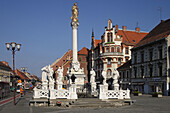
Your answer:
[0,92,170,113]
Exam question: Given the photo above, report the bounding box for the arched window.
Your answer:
[107,33,110,42]
[111,47,115,52]
[106,47,109,52]
[111,33,113,42]
[107,58,111,65]
[117,47,120,52]
[107,69,112,76]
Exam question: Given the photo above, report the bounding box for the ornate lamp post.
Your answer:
[6,42,21,105]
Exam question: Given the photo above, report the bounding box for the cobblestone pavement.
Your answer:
[0,92,170,113]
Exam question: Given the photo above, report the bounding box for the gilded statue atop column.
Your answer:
[71,2,79,22]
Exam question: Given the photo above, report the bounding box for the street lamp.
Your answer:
[6,42,21,105]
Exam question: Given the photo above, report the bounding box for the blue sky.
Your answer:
[0,0,170,77]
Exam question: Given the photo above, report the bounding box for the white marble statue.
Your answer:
[112,69,120,84]
[41,66,48,82]
[102,70,107,84]
[57,67,63,84]
[90,68,96,83]
[47,65,55,83]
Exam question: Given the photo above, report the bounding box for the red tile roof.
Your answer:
[0,61,12,70]
[117,30,148,45]
[95,39,102,47]
[15,69,30,80]
[78,47,89,55]
[134,19,170,48]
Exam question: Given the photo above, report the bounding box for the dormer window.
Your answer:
[133,40,136,43]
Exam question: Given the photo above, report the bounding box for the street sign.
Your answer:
[18,80,22,83]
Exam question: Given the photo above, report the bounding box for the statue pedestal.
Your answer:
[91,82,98,96]
[69,67,85,93]
[68,84,78,99]
[49,81,55,90]
[42,81,48,90]
[113,83,119,90]
[99,84,108,100]
[57,83,63,90]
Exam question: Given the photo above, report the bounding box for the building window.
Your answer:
[141,52,144,63]
[123,71,125,80]
[158,46,163,59]
[125,57,129,62]
[107,69,112,76]
[106,47,109,52]
[158,65,162,76]
[108,58,111,65]
[149,66,153,77]
[126,71,129,80]
[111,33,113,42]
[134,54,137,64]
[141,67,144,78]
[117,47,120,52]
[118,58,121,65]
[125,47,129,54]
[111,47,115,52]
[107,33,110,42]
[149,50,153,61]
[134,67,137,78]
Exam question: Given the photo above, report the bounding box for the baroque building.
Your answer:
[89,19,147,83]
[131,19,170,95]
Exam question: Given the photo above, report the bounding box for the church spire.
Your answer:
[92,28,94,37]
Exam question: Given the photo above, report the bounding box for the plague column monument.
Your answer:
[68,3,86,92]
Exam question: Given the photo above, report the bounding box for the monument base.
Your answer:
[68,67,86,93]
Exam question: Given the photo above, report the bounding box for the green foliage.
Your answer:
[105,42,115,44]
[152,92,162,95]
[133,91,141,94]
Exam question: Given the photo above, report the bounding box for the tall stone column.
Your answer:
[71,22,79,64]
[71,3,80,72]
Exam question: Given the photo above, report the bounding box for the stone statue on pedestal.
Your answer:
[102,70,107,85]
[112,69,120,90]
[90,68,95,83]
[41,66,48,82]
[57,67,63,84]
[41,66,49,90]
[57,67,63,90]
[112,69,120,84]
[48,65,55,83]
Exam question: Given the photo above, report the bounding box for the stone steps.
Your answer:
[70,98,125,108]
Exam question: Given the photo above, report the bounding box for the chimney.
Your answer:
[1,61,9,66]
[122,26,127,31]
[135,27,140,32]
[116,24,118,31]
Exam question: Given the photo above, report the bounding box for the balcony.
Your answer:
[100,52,123,56]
